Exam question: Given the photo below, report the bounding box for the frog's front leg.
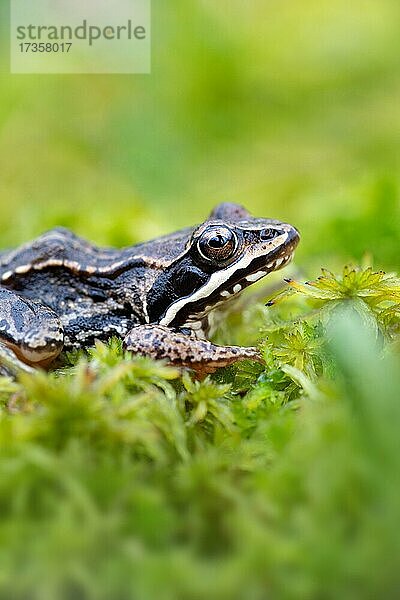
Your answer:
[0,288,64,374]
[123,324,263,375]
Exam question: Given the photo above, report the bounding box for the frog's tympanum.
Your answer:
[0,203,299,375]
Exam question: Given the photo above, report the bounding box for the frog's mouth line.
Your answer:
[220,248,295,299]
[160,247,296,330]
[178,250,296,333]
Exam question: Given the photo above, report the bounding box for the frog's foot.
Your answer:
[123,324,263,375]
[0,288,64,373]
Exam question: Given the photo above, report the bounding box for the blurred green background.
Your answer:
[1,0,400,271]
[2,2,400,599]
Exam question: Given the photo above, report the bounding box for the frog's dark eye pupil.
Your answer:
[208,235,227,249]
[197,226,237,262]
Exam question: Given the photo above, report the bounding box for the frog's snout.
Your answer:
[287,224,300,247]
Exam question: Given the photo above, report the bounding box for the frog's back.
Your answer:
[0,227,122,279]
[0,226,194,281]
[0,225,196,344]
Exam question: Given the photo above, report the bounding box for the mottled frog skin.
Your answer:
[0,203,299,375]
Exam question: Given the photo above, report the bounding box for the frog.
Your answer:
[0,202,299,376]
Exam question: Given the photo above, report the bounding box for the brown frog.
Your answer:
[0,203,299,375]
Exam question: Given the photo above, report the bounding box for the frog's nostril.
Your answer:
[260,228,278,241]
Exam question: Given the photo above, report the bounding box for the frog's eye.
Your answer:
[197,226,237,262]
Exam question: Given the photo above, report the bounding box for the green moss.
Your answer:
[0,266,399,598]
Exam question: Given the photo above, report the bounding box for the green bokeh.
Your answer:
[1,0,400,268]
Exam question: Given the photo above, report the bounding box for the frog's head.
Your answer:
[146,203,299,330]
